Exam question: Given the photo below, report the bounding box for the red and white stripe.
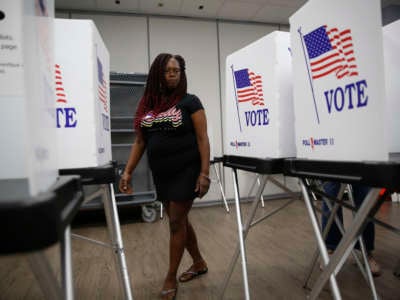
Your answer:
[98,78,108,112]
[310,26,358,80]
[54,64,67,103]
[237,71,265,106]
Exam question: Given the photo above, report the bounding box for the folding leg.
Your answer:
[248,174,265,207]
[219,170,268,300]
[28,251,64,300]
[303,185,345,289]
[231,168,250,300]
[102,184,133,300]
[308,187,381,300]
[212,162,229,212]
[30,225,74,300]
[61,226,74,300]
[219,173,297,299]
[346,185,379,300]
[299,179,342,300]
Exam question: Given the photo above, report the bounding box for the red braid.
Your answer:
[134,53,187,131]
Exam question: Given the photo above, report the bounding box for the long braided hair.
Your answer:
[134,53,187,131]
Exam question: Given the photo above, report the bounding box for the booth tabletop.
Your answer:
[223,155,286,174]
[0,175,83,254]
[284,157,400,190]
[59,161,116,185]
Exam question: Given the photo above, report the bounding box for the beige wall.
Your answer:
[60,11,300,202]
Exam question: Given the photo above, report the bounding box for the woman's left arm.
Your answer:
[191,109,210,198]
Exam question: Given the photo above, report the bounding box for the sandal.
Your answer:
[178,262,208,282]
[160,287,178,300]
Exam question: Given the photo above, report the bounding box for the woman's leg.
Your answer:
[162,200,193,293]
[185,219,207,268]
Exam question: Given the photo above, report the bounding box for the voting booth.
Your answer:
[0,2,87,300]
[286,1,400,300]
[383,20,400,154]
[54,19,133,299]
[54,19,111,170]
[221,31,299,299]
[0,0,57,198]
[290,0,392,161]
[225,31,295,159]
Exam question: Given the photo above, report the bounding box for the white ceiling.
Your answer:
[55,0,400,25]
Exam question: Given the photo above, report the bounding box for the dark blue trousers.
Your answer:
[322,182,375,252]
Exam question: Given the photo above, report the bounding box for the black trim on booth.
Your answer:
[0,175,84,254]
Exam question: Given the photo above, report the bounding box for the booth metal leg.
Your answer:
[248,175,265,207]
[300,179,342,300]
[28,252,63,300]
[102,184,133,300]
[219,174,269,299]
[220,173,298,299]
[321,195,373,286]
[347,185,379,300]
[308,187,381,300]
[303,185,354,288]
[257,177,265,207]
[232,168,250,300]
[303,186,343,289]
[61,226,74,300]
[212,162,229,212]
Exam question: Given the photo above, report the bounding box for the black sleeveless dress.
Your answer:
[140,93,204,202]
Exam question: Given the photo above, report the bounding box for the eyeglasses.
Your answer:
[164,68,181,75]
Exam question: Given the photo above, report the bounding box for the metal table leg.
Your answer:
[102,184,133,300]
[61,226,74,300]
[308,188,381,300]
[219,173,269,299]
[28,252,63,300]
[248,175,265,207]
[300,179,342,300]
[232,168,250,300]
[303,185,345,289]
[212,162,229,212]
[346,185,379,300]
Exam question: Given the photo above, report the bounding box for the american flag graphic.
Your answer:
[233,68,264,106]
[97,57,108,112]
[304,25,358,80]
[55,64,67,103]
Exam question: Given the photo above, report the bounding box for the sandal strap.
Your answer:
[182,271,197,276]
[160,288,177,295]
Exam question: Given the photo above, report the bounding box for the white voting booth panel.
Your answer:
[224,31,295,159]
[383,20,400,154]
[289,0,390,161]
[0,1,57,198]
[54,19,111,169]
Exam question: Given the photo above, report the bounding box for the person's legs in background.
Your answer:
[352,184,380,276]
[322,182,342,253]
[321,182,381,276]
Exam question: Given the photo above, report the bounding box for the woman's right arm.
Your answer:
[118,133,146,194]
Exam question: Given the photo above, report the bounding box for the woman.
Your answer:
[119,53,210,299]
